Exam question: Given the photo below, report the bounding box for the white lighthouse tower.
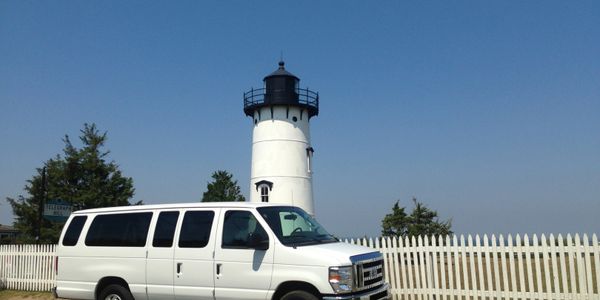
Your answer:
[243,61,319,214]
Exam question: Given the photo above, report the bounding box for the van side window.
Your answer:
[153,211,179,247]
[62,216,87,246]
[222,210,267,249]
[85,212,152,247]
[178,211,214,248]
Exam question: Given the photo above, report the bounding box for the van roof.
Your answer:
[72,202,292,215]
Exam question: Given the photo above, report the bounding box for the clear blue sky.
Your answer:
[1,1,599,237]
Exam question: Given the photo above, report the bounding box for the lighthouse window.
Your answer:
[260,185,269,202]
[292,116,298,122]
[306,147,314,173]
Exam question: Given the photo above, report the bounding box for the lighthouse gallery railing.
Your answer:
[243,87,319,116]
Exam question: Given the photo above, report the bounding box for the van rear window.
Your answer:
[62,216,87,246]
[85,212,152,247]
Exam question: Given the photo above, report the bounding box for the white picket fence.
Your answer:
[0,244,56,291]
[346,233,600,300]
[0,234,599,300]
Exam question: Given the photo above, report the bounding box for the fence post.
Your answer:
[417,235,428,299]
[475,234,484,298]
[0,245,4,289]
[467,235,476,298]
[426,235,435,299]
[575,233,587,298]
[445,235,454,300]
[558,234,569,295]
[483,234,493,297]
[454,235,462,298]
[593,234,600,298]
[533,234,543,298]
[411,235,420,300]
[583,233,593,298]
[398,236,409,300]
[540,234,552,298]
[507,234,517,298]
[567,234,577,295]
[515,234,525,297]
[549,234,560,296]
[438,235,446,300]
[524,234,534,297]
[493,234,505,298]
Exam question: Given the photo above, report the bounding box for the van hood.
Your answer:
[274,241,380,266]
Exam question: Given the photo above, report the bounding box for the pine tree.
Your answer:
[381,197,452,237]
[406,198,452,237]
[201,170,246,202]
[7,123,138,243]
[381,201,409,237]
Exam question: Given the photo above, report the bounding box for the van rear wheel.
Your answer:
[98,284,133,300]
[281,290,319,300]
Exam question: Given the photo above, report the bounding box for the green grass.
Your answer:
[0,290,55,300]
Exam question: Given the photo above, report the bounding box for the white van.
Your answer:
[53,202,389,300]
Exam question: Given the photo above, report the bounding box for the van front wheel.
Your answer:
[281,290,319,300]
[98,284,133,300]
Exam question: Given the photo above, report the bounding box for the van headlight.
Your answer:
[329,266,353,293]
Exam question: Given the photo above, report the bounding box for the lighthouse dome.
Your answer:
[263,61,299,81]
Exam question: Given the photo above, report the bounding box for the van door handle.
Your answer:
[216,263,222,275]
[177,262,182,274]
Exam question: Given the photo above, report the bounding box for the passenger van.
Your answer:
[54,203,389,300]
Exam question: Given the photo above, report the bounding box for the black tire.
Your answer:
[98,284,134,300]
[280,290,319,300]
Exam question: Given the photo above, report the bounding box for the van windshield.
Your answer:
[257,206,338,247]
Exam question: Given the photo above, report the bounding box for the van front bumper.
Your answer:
[322,283,390,300]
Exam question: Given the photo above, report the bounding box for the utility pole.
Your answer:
[37,166,46,244]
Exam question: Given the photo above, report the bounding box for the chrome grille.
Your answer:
[354,257,384,290]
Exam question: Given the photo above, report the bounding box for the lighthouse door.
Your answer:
[214,209,274,300]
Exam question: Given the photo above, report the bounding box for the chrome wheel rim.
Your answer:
[104,294,122,300]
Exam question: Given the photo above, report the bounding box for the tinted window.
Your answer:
[85,212,152,247]
[62,216,87,246]
[178,211,214,248]
[222,210,267,249]
[153,211,179,247]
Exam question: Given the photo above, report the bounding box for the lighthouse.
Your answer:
[243,61,319,214]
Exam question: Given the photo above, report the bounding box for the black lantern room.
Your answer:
[244,61,319,118]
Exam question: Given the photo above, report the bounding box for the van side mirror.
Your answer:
[247,232,269,250]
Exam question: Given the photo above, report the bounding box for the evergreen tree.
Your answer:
[381,197,452,237]
[7,124,138,243]
[406,198,452,237]
[381,202,409,237]
[201,170,246,202]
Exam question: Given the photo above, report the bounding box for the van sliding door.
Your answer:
[173,209,220,300]
[147,211,180,300]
